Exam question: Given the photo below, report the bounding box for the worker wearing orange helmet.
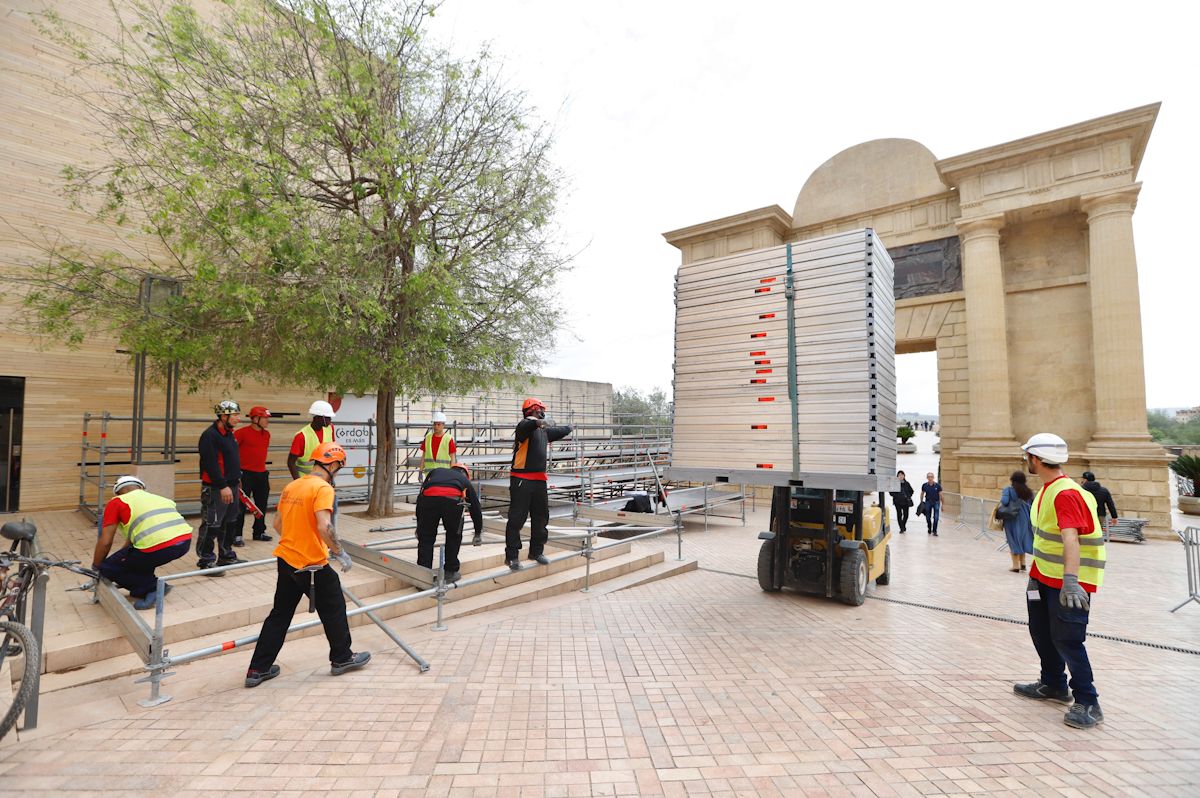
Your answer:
[245,441,369,688]
[234,405,273,544]
[415,463,483,582]
[504,397,573,570]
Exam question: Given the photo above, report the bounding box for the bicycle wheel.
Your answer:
[0,619,39,740]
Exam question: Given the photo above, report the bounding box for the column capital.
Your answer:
[1080,184,1141,218]
[955,214,1005,242]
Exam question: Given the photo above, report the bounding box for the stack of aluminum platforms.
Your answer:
[668,228,897,493]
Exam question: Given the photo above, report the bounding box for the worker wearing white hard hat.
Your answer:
[420,409,457,476]
[288,399,338,479]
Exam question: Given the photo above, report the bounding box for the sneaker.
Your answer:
[1064,702,1104,729]
[444,570,461,583]
[132,593,157,610]
[216,555,246,567]
[244,664,280,688]
[233,537,246,547]
[1013,680,1071,703]
[507,559,521,572]
[529,554,550,565]
[198,561,225,577]
[331,651,371,676]
[253,533,274,542]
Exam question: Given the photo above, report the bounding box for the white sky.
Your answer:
[431,0,1197,416]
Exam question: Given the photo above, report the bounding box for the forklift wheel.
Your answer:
[876,544,891,586]
[839,547,867,606]
[757,540,780,592]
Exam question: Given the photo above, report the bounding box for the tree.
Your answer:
[25,0,567,516]
[612,387,671,435]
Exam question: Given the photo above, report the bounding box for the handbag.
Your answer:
[988,504,1006,531]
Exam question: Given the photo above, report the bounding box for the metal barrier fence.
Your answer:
[931,491,1007,550]
[1172,526,1200,613]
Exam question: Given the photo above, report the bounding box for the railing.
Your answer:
[934,491,1008,550]
[1171,526,1200,613]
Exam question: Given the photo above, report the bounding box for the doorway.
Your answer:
[0,377,24,513]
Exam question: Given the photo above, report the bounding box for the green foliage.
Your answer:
[1170,454,1200,485]
[897,425,915,444]
[612,387,671,435]
[1148,411,1200,445]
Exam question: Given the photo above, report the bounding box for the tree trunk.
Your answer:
[367,387,397,518]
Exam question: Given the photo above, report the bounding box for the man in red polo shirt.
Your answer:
[235,406,274,544]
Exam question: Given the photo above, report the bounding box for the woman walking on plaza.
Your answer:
[891,471,914,533]
[1000,471,1035,571]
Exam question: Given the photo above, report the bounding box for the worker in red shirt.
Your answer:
[235,406,274,544]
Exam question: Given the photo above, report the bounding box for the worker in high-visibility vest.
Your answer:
[1013,432,1107,730]
[288,400,337,479]
[420,410,457,476]
[91,476,192,609]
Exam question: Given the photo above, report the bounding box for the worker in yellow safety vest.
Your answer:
[1012,433,1107,730]
[289,400,337,479]
[420,410,457,476]
[90,476,193,609]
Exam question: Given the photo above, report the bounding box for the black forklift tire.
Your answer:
[839,547,868,606]
[876,544,891,586]
[757,540,780,592]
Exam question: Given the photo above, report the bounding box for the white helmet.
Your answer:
[1022,433,1069,465]
[431,410,447,424]
[113,475,146,495]
[308,400,336,419]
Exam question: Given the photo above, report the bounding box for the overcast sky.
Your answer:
[430,0,1196,415]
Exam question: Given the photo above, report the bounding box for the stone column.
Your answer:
[957,215,1017,450]
[1081,186,1154,450]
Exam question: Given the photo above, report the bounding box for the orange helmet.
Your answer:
[522,397,545,415]
[451,463,471,480]
[311,442,347,465]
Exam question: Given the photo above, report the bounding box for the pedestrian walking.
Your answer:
[920,472,942,535]
[288,400,337,479]
[415,464,483,582]
[1000,471,1035,572]
[420,410,457,476]
[1013,433,1107,729]
[1080,471,1119,530]
[196,400,244,572]
[890,470,914,533]
[504,398,573,570]
[90,476,191,609]
[235,405,274,545]
[244,442,370,687]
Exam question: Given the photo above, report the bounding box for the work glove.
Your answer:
[332,549,353,573]
[472,532,483,547]
[1059,574,1090,612]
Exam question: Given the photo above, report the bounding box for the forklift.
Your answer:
[756,486,891,605]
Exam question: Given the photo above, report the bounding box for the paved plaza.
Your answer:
[2,456,1199,796]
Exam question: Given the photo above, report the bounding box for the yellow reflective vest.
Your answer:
[1032,476,1106,589]
[119,490,192,549]
[423,431,455,474]
[295,425,331,475]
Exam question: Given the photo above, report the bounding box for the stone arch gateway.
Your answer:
[664,104,1170,529]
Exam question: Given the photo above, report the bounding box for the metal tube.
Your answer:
[582,531,592,592]
[164,556,275,581]
[79,412,90,511]
[20,568,48,730]
[677,514,683,561]
[342,586,429,672]
[432,544,447,632]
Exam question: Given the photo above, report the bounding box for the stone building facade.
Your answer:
[664,105,1171,529]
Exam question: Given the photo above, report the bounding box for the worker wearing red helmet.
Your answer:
[504,397,573,570]
[234,405,274,544]
[415,463,483,582]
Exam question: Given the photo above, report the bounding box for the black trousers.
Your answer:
[505,476,548,561]
[249,558,353,671]
[239,470,270,538]
[416,495,466,572]
[196,484,239,565]
[896,504,909,531]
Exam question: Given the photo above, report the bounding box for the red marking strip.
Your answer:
[754,287,771,294]
[756,368,772,374]
[760,277,776,283]
[750,333,766,339]
[750,379,766,384]
[221,641,235,651]
[750,350,766,356]
[751,424,768,430]
[755,359,771,365]
[758,397,775,402]
[759,313,776,319]
[756,463,774,469]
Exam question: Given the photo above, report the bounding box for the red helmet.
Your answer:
[311,442,347,465]
[451,463,471,480]
[522,397,545,415]
[248,405,271,418]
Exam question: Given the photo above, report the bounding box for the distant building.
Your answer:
[1177,406,1200,423]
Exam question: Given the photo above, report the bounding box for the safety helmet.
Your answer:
[1021,432,1069,465]
[248,405,271,419]
[451,462,471,480]
[214,400,240,416]
[308,400,336,419]
[113,475,146,495]
[522,397,545,415]
[432,410,447,424]
[311,442,347,466]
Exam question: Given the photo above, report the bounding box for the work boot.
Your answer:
[472,533,483,547]
[507,559,521,572]
[331,651,371,676]
[1063,702,1104,729]
[233,537,246,547]
[216,555,246,567]
[253,533,273,542]
[1013,680,1071,703]
[444,570,461,583]
[132,593,158,610]
[529,554,550,565]
[198,561,225,577]
[244,664,280,688]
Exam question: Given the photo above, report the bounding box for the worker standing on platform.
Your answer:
[288,400,336,479]
[196,400,244,572]
[235,406,274,544]
[1014,433,1107,729]
[245,442,370,687]
[504,398,572,571]
[91,476,192,609]
[415,464,483,582]
[420,410,457,476]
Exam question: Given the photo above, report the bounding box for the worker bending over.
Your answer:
[504,398,572,571]
[415,463,483,582]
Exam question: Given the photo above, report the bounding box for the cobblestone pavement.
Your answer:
[3,478,1200,795]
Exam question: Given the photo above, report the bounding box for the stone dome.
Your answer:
[792,139,947,228]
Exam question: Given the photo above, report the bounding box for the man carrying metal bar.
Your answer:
[245,442,369,687]
[504,398,573,571]
[416,463,483,582]
[196,400,245,572]
[90,475,192,609]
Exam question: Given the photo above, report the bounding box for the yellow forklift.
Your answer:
[757,486,891,605]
